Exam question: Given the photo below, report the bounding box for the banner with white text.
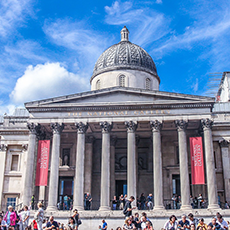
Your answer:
[35,140,50,186]
[189,137,205,185]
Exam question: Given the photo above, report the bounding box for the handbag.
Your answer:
[78,219,82,225]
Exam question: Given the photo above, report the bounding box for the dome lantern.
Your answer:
[120,26,129,41]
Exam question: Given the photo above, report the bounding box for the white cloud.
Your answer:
[0,0,34,37]
[104,1,170,47]
[10,62,88,104]
[43,19,110,72]
[156,0,162,4]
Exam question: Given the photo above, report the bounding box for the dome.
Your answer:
[91,26,158,81]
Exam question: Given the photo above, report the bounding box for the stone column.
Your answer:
[0,144,8,209]
[23,123,40,206]
[46,123,64,211]
[73,122,88,211]
[201,118,219,209]
[110,136,117,200]
[84,135,94,195]
[175,120,191,210]
[219,139,230,202]
[150,120,165,210]
[99,121,112,211]
[125,121,137,204]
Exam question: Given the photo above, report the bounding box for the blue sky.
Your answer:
[0,0,230,115]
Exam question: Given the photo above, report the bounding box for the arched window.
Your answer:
[146,78,151,90]
[96,79,101,90]
[119,75,125,87]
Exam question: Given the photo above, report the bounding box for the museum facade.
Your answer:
[0,27,230,212]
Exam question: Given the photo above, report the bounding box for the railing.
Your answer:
[20,198,230,212]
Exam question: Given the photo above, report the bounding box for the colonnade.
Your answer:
[24,118,220,211]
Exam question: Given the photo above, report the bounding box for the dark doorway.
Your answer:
[172,174,180,196]
[116,180,127,197]
[58,177,74,209]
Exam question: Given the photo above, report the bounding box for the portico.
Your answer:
[23,85,220,211]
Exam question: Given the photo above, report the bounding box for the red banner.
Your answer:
[190,137,205,185]
[35,140,50,186]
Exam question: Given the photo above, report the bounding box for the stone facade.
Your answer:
[0,28,230,215]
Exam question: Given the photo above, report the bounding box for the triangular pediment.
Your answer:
[25,87,214,111]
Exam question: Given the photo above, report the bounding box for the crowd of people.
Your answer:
[2,195,230,230]
[112,194,153,211]
[0,203,82,230]
[102,196,230,230]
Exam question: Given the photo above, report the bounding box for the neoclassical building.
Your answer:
[0,27,230,212]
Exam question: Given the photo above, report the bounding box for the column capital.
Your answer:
[110,135,117,146]
[75,122,88,134]
[219,139,229,148]
[201,118,213,130]
[150,120,162,132]
[85,135,94,143]
[100,121,113,133]
[27,123,41,135]
[125,121,137,132]
[0,144,8,151]
[50,123,64,134]
[175,120,188,131]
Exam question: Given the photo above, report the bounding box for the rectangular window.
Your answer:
[6,197,16,209]
[11,155,19,171]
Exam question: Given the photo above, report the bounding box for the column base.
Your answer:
[46,206,58,212]
[73,206,84,211]
[154,205,165,210]
[99,206,111,211]
[208,204,220,209]
[180,205,192,210]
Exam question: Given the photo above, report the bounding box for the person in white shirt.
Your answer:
[217,215,228,230]
[20,206,30,230]
[163,215,178,230]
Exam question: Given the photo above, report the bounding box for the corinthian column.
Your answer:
[84,135,94,195]
[99,121,112,211]
[110,136,117,200]
[125,121,137,204]
[219,139,230,202]
[46,123,64,211]
[0,144,8,209]
[201,118,219,209]
[23,123,40,206]
[175,120,191,210]
[150,120,164,210]
[73,122,88,211]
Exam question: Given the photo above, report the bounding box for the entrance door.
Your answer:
[172,174,180,196]
[58,177,74,209]
[116,180,127,197]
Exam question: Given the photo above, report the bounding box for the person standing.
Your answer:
[4,206,17,230]
[85,193,92,210]
[34,203,44,230]
[72,209,80,230]
[20,206,30,230]
[123,196,136,219]
[31,195,35,210]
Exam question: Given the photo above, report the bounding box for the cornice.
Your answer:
[26,102,214,113]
